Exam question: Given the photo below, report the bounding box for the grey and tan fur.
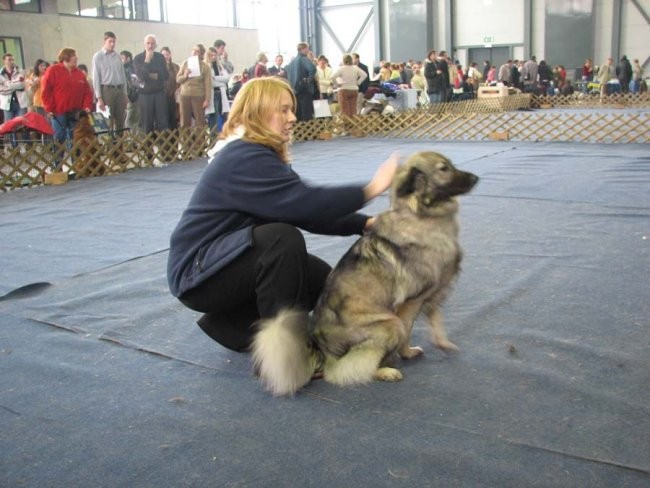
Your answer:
[252,151,479,395]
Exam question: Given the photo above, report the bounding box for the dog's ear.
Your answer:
[73,110,88,122]
[394,166,425,197]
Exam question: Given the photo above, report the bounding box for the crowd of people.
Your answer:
[482,55,646,98]
[1,32,648,147]
[235,48,647,117]
[0,32,238,148]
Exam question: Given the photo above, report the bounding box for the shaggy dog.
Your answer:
[252,151,479,395]
[71,111,107,177]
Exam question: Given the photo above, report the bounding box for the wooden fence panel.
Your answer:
[531,92,650,109]
[2,94,648,191]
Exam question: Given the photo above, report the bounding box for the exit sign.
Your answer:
[483,36,494,43]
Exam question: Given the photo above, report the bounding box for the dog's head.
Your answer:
[71,110,90,122]
[79,111,95,126]
[73,110,95,137]
[391,151,478,214]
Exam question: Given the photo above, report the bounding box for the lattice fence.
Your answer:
[293,109,650,144]
[530,92,650,109]
[291,94,533,142]
[1,127,219,190]
[2,93,649,191]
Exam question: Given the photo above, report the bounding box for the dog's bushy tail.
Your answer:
[252,309,318,396]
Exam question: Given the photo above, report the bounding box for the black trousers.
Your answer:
[180,223,331,352]
[166,94,178,130]
[296,91,315,122]
[138,91,169,133]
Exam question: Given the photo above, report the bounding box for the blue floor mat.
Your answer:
[1,139,649,486]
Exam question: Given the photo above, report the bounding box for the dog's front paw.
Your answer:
[375,367,403,382]
[399,345,424,359]
[436,340,459,353]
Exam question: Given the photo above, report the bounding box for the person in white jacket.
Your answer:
[316,55,333,102]
[205,46,232,131]
[466,62,483,91]
[1,53,29,117]
[331,53,367,118]
[1,53,29,146]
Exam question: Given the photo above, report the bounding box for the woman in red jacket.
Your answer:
[41,48,93,150]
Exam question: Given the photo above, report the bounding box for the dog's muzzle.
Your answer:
[446,170,479,197]
[466,172,479,189]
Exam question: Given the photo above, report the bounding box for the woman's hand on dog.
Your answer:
[364,152,400,201]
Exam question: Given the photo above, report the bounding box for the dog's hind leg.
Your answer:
[426,306,459,353]
[396,299,425,359]
[324,318,404,385]
[324,345,403,384]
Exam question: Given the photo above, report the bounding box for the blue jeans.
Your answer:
[2,97,27,121]
[49,113,76,168]
[207,112,217,130]
[50,113,76,143]
[207,112,228,132]
[428,92,444,104]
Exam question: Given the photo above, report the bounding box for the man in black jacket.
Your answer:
[268,55,286,78]
[352,53,370,94]
[482,60,491,84]
[425,52,449,104]
[285,42,317,122]
[616,55,633,93]
[133,34,168,134]
[353,53,370,113]
[510,59,521,89]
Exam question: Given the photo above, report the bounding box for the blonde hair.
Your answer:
[205,46,217,63]
[221,77,296,163]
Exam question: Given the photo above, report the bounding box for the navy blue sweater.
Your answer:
[167,139,369,298]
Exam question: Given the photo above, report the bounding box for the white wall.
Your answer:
[434,0,447,50]
[454,0,524,48]
[594,0,650,68]
[455,48,467,67]
[621,0,650,65]
[0,12,259,75]
[594,0,615,65]
[318,2,376,65]
[531,0,546,60]
[513,45,525,62]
